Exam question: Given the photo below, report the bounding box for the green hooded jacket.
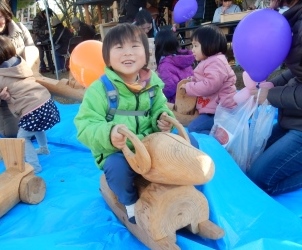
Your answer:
[74,67,174,169]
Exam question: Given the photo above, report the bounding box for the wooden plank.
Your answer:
[0,139,25,172]
[220,10,253,23]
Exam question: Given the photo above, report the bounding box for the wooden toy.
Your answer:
[0,139,46,218]
[168,79,199,126]
[35,75,85,102]
[100,115,224,249]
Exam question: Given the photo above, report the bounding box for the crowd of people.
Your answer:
[0,0,301,224]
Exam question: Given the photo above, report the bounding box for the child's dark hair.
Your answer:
[0,36,16,65]
[134,8,158,38]
[134,8,152,26]
[102,23,150,67]
[191,25,227,57]
[155,29,179,66]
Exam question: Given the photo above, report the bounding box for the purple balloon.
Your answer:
[233,9,292,82]
[173,0,198,24]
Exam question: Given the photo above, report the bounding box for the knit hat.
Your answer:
[71,17,80,24]
[51,17,61,27]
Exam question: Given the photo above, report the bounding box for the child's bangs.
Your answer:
[111,25,143,46]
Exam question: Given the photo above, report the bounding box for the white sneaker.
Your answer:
[36,147,50,155]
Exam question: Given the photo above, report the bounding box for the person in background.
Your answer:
[133,8,159,38]
[124,0,148,22]
[71,17,95,41]
[0,0,34,138]
[74,23,198,224]
[189,0,206,26]
[212,0,241,23]
[0,36,60,173]
[32,7,54,73]
[249,0,270,9]
[247,0,302,195]
[155,29,194,103]
[180,25,237,134]
[51,17,73,72]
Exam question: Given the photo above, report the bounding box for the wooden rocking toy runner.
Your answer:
[100,115,224,249]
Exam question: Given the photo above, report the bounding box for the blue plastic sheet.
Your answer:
[0,102,302,250]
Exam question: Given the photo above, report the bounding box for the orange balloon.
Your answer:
[70,40,105,88]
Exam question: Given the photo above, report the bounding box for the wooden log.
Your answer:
[83,4,91,25]
[100,175,180,250]
[35,76,85,102]
[19,174,46,204]
[0,164,33,217]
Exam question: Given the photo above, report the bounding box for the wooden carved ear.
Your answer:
[117,127,151,175]
[160,114,190,143]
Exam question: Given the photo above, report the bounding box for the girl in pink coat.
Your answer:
[180,25,237,134]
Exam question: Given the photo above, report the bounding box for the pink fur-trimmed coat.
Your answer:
[184,53,237,114]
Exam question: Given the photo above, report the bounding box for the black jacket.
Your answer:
[268,1,302,131]
[53,23,73,55]
[32,12,49,42]
[78,21,95,41]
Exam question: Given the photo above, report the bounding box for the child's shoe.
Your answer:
[36,146,50,155]
[128,216,136,224]
[125,203,136,224]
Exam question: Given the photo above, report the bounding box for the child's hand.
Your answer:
[0,87,10,101]
[187,76,195,82]
[157,112,172,132]
[110,124,127,149]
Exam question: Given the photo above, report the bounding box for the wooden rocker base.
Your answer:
[100,175,224,250]
[0,139,46,217]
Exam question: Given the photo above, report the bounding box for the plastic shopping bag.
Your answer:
[210,96,257,172]
[246,100,276,171]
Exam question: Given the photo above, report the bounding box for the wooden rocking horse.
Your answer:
[0,139,46,218]
[100,115,224,249]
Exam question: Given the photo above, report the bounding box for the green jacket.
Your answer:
[74,67,174,169]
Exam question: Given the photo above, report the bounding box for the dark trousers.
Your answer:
[37,45,54,70]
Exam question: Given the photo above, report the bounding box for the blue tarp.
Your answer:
[1,102,302,250]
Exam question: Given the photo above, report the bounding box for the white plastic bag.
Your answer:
[210,96,257,172]
[246,100,276,171]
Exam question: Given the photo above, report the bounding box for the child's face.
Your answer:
[192,39,206,61]
[0,11,6,33]
[139,22,152,34]
[109,39,146,83]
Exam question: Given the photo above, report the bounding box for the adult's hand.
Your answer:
[250,88,270,104]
